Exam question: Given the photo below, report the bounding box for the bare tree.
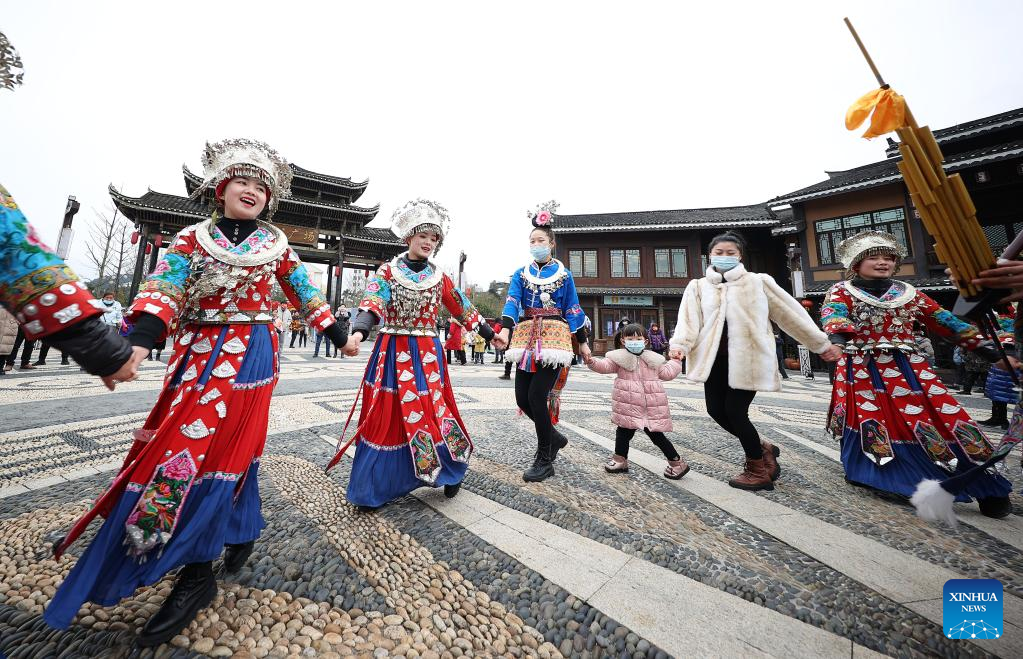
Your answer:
[84,203,136,301]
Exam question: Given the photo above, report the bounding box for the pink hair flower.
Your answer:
[535,210,552,226]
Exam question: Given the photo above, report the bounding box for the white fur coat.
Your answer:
[669,264,831,392]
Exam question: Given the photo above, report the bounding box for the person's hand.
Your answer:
[342,334,362,357]
[668,347,684,361]
[819,344,844,363]
[972,259,1023,303]
[492,329,510,350]
[578,343,592,364]
[101,346,147,391]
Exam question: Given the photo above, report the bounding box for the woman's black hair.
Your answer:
[613,322,647,349]
[708,230,747,256]
[529,225,555,242]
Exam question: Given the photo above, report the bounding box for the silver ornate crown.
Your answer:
[0,31,25,91]
[836,230,907,277]
[390,199,451,250]
[188,138,293,219]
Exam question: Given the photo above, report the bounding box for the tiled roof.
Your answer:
[770,139,1023,206]
[553,203,779,232]
[111,186,380,224]
[109,187,400,246]
[803,276,955,296]
[183,165,370,204]
[577,286,688,295]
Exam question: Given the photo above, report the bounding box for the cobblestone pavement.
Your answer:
[0,348,1020,658]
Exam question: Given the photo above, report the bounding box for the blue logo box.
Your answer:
[944,579,1003,639]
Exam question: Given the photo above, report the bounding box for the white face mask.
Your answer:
[711,255,740,272]
[624,339,646,355]
[530,245,551,262]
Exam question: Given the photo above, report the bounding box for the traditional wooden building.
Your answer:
[769,106,1023,308]
[111,163,403,306]
[554,204,791,354]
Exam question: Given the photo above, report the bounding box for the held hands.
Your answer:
[492,328,510,351]
[668,347,684,361]
[342,333,362,357]
[578,343,592,364]
[101,346,147,391]
[819,344,844,363]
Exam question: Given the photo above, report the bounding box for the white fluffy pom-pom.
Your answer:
[910,479,958,527]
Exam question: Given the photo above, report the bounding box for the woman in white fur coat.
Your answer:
[669,232,842,491]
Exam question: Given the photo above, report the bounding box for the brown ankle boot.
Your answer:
[760,441,781,481]
[728,458,774,491]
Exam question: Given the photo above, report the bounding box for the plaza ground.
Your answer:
[0,346,1020,658]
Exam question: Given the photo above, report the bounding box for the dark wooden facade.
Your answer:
[554,205,790,354]
[111,164,403,307]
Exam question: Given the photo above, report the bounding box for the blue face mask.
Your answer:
[624,339,646,355]
[711,255,740,272]
[530,245,551,262]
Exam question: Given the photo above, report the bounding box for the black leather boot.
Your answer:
[523,442,555,482]
[979,402,1008,427]
[444,482,462,498]
[137,562,217,647]
[978,496,1012,519]
[222,540,255,574]
[550,429,569,462]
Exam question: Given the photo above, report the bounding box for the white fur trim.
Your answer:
[604,348,667,371]
[505,347,574,368]
[910,479,958,527]
[668,269,829,392]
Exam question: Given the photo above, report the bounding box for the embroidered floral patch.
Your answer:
[441,417,472,462]
[409,429,440,482]
[913,421,957,468]
[124,449,198,559]
[859,419,894,465]
[953,420,993,462]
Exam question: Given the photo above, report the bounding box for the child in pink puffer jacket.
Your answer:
[585,323,689,479]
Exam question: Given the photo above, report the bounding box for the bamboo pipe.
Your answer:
[844,18,886,87]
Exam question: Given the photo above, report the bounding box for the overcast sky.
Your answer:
[3,0,1021,288]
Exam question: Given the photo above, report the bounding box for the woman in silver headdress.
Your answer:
[44,139,350,644]
[822,231,1015,518]
[327,200,492,507]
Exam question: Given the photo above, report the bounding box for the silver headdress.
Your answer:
[390,199,450,251]
[835,230,907,278]
[188,138,293,219]
[0,31,25,91]
[528,200,559,229]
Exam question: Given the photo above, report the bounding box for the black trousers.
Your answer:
[703,352,762,459]
[6,329,34,367]
[615,427,679,460]
[36,343,69,364]
[514,365,561,450]
[289,332,299,348]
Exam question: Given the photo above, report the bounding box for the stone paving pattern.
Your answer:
[0,349,1020,658]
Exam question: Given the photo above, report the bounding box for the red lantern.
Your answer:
[130,231,139,245]
[363,269,369,278]
[145,243,153,255]
[153,235,163,249]
[334,265,341,277]
[800,299,814,309]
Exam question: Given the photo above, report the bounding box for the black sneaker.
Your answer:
[444,483,462,498]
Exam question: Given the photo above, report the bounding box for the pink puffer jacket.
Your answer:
[587,348,683,432]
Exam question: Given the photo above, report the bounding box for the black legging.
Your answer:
[704,352,762,459]
[615,427,679,460]
[515,365,561,450]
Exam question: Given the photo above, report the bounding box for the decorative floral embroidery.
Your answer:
[124,449,198,559]
[952,420,993,462]
[441,417,472,461]
[859,419,894,465]
[828,402,846,436]
[409,429,440,482]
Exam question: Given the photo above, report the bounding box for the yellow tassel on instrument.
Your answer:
[845,88,907,138]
